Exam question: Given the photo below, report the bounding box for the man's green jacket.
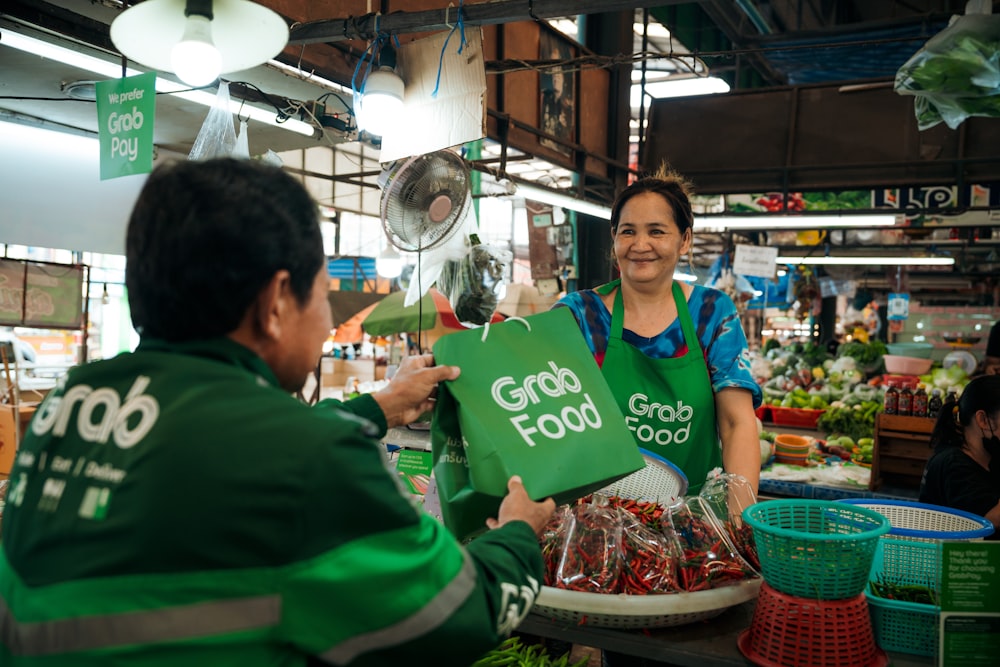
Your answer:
[0,338,543,666]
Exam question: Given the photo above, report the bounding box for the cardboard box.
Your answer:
[0,404,38,475]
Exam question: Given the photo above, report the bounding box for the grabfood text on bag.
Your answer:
[490,361,601,446]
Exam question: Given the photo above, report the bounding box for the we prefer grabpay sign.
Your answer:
[95,72,155,181]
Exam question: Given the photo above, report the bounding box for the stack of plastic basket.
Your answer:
[737,499,892,667]
[837,499,994,658]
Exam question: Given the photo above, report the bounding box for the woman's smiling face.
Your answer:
[613,191,692,285]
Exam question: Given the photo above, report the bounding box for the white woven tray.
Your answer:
[531,578,762,629]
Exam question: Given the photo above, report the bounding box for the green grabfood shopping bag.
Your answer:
[431,308,644,539]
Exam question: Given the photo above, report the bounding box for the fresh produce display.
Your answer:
[540,495,757,596]
[758,347,869,410]
[817,400,882,442]
[869,575,938,605]
[471,636,588,667]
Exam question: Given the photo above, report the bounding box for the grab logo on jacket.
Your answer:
[495,575,539,636]
[31,376,160,449]
[625,394,693,446]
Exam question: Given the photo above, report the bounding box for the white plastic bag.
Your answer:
[188,83,237,160]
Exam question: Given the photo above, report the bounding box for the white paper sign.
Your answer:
[733,244,778,278]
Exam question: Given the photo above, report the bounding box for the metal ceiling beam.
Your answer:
[288,0,687,45]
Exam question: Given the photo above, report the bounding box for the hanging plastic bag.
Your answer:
[188,83,238,160]
[552,496,624,593]
[894,7,1000,130]
[699,472,761,571]
[437,235,511,326]
[232,119,251,159]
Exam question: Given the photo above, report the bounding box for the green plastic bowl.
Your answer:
[886,342,934,359]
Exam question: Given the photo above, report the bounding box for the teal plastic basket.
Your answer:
[866,539,940,657]
[743,500,891,600]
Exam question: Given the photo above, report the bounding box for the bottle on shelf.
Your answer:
[945,387,958,406]
[898,385,913,417]
[928,388,943,419]
[912,384,928,418]
[884,380,899,415]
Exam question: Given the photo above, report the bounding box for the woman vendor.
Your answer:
[920,375,1000,537]
[555,167,762,494]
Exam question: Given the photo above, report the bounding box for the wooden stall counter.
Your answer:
[0,403,38,475]
[870,413,935,492]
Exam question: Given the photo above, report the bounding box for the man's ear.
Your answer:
[254,270,293,341]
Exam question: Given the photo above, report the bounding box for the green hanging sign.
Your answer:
[95,72,156,181]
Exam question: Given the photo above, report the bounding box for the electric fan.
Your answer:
[379,149,472,252]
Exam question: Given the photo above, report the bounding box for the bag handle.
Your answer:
[481,316,530,342]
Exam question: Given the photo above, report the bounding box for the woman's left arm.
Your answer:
[715,387,760,492]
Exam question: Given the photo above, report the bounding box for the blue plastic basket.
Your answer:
[837,499,993,541]
[866,539,940,657]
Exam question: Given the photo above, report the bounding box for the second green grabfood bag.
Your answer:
[431,308,644,539]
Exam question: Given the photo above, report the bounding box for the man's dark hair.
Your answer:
[126,158,324,341]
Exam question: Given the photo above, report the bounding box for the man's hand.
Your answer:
[486,476,556,537]
[371,353,460,429]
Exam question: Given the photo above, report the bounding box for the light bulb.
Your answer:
[376,246,403,279]
[360,69,404,137]
[170,14,222,87]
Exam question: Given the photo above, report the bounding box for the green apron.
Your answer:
[597,279,721,493]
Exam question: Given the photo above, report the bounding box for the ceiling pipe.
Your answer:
[734,0,773,35]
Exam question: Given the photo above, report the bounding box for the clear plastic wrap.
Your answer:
[437,236,510,326]
[894,13,1000,129]
[552,496,623,593]
[617,508,682,594]
[699,472,761,571]
[668,496,758,591]
[188,83,238,160]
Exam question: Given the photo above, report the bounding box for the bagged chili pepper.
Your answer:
[603,495,669,532]
[617,507,682,595]
[699,472,760,572]
[552,496,623,593]
[667,496,757,592]
[539,505,572,586]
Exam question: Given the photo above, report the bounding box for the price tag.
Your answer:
[733,244,778,278]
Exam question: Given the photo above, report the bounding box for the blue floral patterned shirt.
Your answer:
[556,284,763,408]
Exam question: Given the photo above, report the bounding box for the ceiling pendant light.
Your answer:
[359,44,404,137]
[170,4,222,87]
[110,0,288,87]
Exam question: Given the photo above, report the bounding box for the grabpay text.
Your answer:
[491,362,600,446]
[105,86,147,163]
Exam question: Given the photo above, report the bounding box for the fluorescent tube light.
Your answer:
[673,271,698,282]
[694,215,898,231]
[775,255,955,266]
[516,182,612,220]
[2,30,314,136]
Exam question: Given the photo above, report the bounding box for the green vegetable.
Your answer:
[471,637,590,667]
[817,401,881,442]
[870,575,938,605]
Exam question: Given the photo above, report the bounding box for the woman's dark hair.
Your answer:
[126,158,324,341]
[929,375,1000,452]
[609,164,694,235]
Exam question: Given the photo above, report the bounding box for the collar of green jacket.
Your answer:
[137,336,280,388]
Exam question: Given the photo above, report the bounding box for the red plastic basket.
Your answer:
[770,406,824,429]
[738,582,888,667]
